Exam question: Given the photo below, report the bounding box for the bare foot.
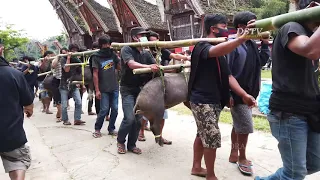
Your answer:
[191,167,207,177]
[207,176,218,180]
[229,151,238,163]
[46,110,53,114]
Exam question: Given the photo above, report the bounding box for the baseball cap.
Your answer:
[130,27,150,37]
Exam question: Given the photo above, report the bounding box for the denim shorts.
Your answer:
[39,82,51,99]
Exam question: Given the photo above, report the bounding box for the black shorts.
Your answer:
[52,77,61,104]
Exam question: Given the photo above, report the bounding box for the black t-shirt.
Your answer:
[91,50,120,93]
[120,46,155,88]
[190,44,231,104]
[21,65,39,91]
[0,64,34,152]
[60,57,82,90]
[160,49,171,66]
[270,22,320,113]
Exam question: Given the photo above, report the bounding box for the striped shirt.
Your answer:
[52,59,62,79]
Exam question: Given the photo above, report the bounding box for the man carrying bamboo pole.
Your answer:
[59,44,85,126]
[0,40,34,180]
[20,56,39,95]
[188,14,256,180]
[51,48,68,122]
[117,27,160,155]
[37,51,55,114]
[255,1,320,180]
[227,11,270,176]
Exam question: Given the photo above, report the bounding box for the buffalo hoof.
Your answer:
[155,137,164,147]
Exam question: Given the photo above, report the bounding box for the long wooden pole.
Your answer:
[133,64,191,74]
[34,38,227,62]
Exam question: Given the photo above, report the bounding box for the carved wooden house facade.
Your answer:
[108,0,170,42]
[48,0,88,47]
[162,0,252,41]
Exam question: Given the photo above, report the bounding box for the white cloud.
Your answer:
[0,0,64,41]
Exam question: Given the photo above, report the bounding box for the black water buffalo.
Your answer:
[134,73,189,146]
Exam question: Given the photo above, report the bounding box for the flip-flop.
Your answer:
[92,132,102,138]
[128,147,142,155]
[138,134,146,141]
[117,143,126,154]
[230,160,253,166]
[237,162,253,176]
[162,138,172,145]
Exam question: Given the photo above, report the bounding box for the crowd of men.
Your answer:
[1,1,320,180]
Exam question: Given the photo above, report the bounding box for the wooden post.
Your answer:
[190,14,194,39]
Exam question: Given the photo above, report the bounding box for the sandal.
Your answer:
[88,112,96,116]
[162,138,172,145]
[230,160,253,166]
[108,131,118,136]
[63,121,71,125]
[138,134,146,141]
[237,162,253,176]
[92,132,102,138]
[56,118,62,123]
[128,147,142,155]
[117,143,126,154]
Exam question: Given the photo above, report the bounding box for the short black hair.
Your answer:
[60,47,68,54]
[98,35,112,48]
[28,56,36,61]
[68,43,80,51]
[233,11,257,28]
[204,14,228,35]
[43,50,54,58]
[22,56,29,61]
[148,31,159,39]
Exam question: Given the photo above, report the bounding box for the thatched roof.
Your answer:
[195,0,251,15]
[64,1,88,33]
[128,0,168,31]
[86,0,119,32]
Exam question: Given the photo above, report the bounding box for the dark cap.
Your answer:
[299,0,320,9]
[130,27,150,37]
[148,31,159,39]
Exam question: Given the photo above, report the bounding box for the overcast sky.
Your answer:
[0,0,157,41]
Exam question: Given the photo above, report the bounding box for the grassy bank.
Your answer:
[169,104,270,132]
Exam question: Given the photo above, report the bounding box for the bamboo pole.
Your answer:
[133,64,191,74]
[64,62,89,67]
[111,37,227,49]
[251,5,320,31]
[38,71,52,77]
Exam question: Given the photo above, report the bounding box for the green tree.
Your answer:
[251,0,289,19]
[0,25,29,60]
